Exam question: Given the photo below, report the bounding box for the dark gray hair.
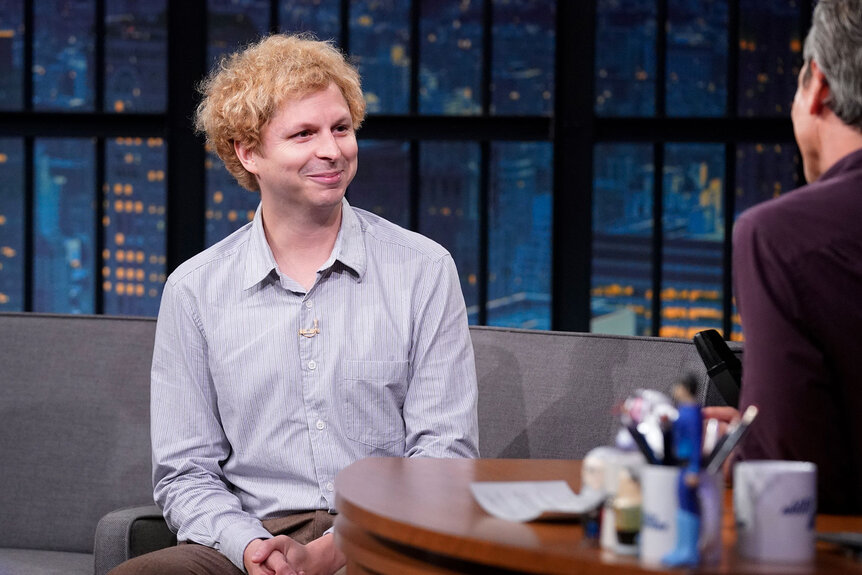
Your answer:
[803,0,862,131]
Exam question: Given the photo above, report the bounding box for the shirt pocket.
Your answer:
[343,359,408,449]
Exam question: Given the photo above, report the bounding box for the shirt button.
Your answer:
[316,420,325,430]
[305,300,313,309]
[326,482,334,492]
[308,360,317,370]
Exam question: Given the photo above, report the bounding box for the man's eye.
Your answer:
[295,130,312,138]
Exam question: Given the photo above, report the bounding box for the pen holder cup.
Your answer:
[639,465,723,565]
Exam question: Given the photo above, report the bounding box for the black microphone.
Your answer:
[693,329,741,408]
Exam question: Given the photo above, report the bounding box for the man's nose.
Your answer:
[316,131,341,160]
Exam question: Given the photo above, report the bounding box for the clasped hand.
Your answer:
[244,533,338,575]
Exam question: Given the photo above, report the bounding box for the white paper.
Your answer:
[470,480,606,522]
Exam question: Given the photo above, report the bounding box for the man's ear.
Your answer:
[234,140,258,174]
[807,60,830,116]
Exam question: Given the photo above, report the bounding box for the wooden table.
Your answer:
[334,457,862,575]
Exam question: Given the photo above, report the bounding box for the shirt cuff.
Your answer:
[219,520,273,573]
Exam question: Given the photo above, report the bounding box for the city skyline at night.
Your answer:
[0,1,805,338]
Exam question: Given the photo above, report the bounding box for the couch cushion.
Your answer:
[0,313,157,553]
[0,548,93,575]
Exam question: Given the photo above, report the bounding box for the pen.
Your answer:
[661,413,677,465]
[701,428,728,469]
[702,418,720,458]
[705,405,758,474]
[625,421,659,465]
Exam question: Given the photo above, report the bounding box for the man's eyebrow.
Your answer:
[283,116,353,132]
[285,122,315,132]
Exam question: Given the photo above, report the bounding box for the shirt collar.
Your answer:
[242,198,367,291]
[335,198,368,280]
[242,202,277,290]
[818,146,862,183]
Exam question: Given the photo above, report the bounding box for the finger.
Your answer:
[265,551,297,575]
[701,406,739,423]
[248,562,276,575]
[250,538,280,564]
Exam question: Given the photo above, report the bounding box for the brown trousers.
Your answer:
[108,510,339,575]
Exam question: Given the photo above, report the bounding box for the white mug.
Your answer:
[734,460,817,563]
[639,465,723,564]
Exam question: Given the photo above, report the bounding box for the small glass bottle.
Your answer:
[613,468,642,555]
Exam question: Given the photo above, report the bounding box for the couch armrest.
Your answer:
[94,504,176,575]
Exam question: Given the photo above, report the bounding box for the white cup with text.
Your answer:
[734,460,817,563]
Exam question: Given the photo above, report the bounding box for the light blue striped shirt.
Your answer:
[151,199,479,570]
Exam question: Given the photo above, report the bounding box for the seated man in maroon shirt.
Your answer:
[704,0,862,514]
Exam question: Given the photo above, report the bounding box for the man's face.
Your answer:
[791,61,820,182]
[247,83,358,212]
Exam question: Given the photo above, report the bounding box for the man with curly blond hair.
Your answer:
[111,34,478,575]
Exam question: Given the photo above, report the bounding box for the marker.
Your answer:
[705,405,758,474]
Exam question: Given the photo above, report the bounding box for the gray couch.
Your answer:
[0,313,166,575]
[0,312,740,575]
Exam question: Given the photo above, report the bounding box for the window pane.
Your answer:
[731,141,799,339]
[34,138,96,313]
[104,137,167,316]
[735,142,799,218]
[279,0,340,41]
[738,0,801,117]
[204,0,269,247]
[419,142,479,324]
[205,149,258,247]
[350,0,410,114]
[208,0,270,66]
[492,0,555,116]
[105,0,168,113]
[662,143,725,338]
[419,0,482,115]
[0,0,24,111]
[595,0,656,117]
[488,142,552,330]
[0,139,24,310]
[350,140,410,228]
[34,0,96,110]
[666,0,727,117]
[592,143,653,336]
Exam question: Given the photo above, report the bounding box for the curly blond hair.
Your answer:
[195,33,366,191]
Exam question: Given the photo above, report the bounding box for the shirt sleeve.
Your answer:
[403,253,480,458]
[151,278,271,571]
